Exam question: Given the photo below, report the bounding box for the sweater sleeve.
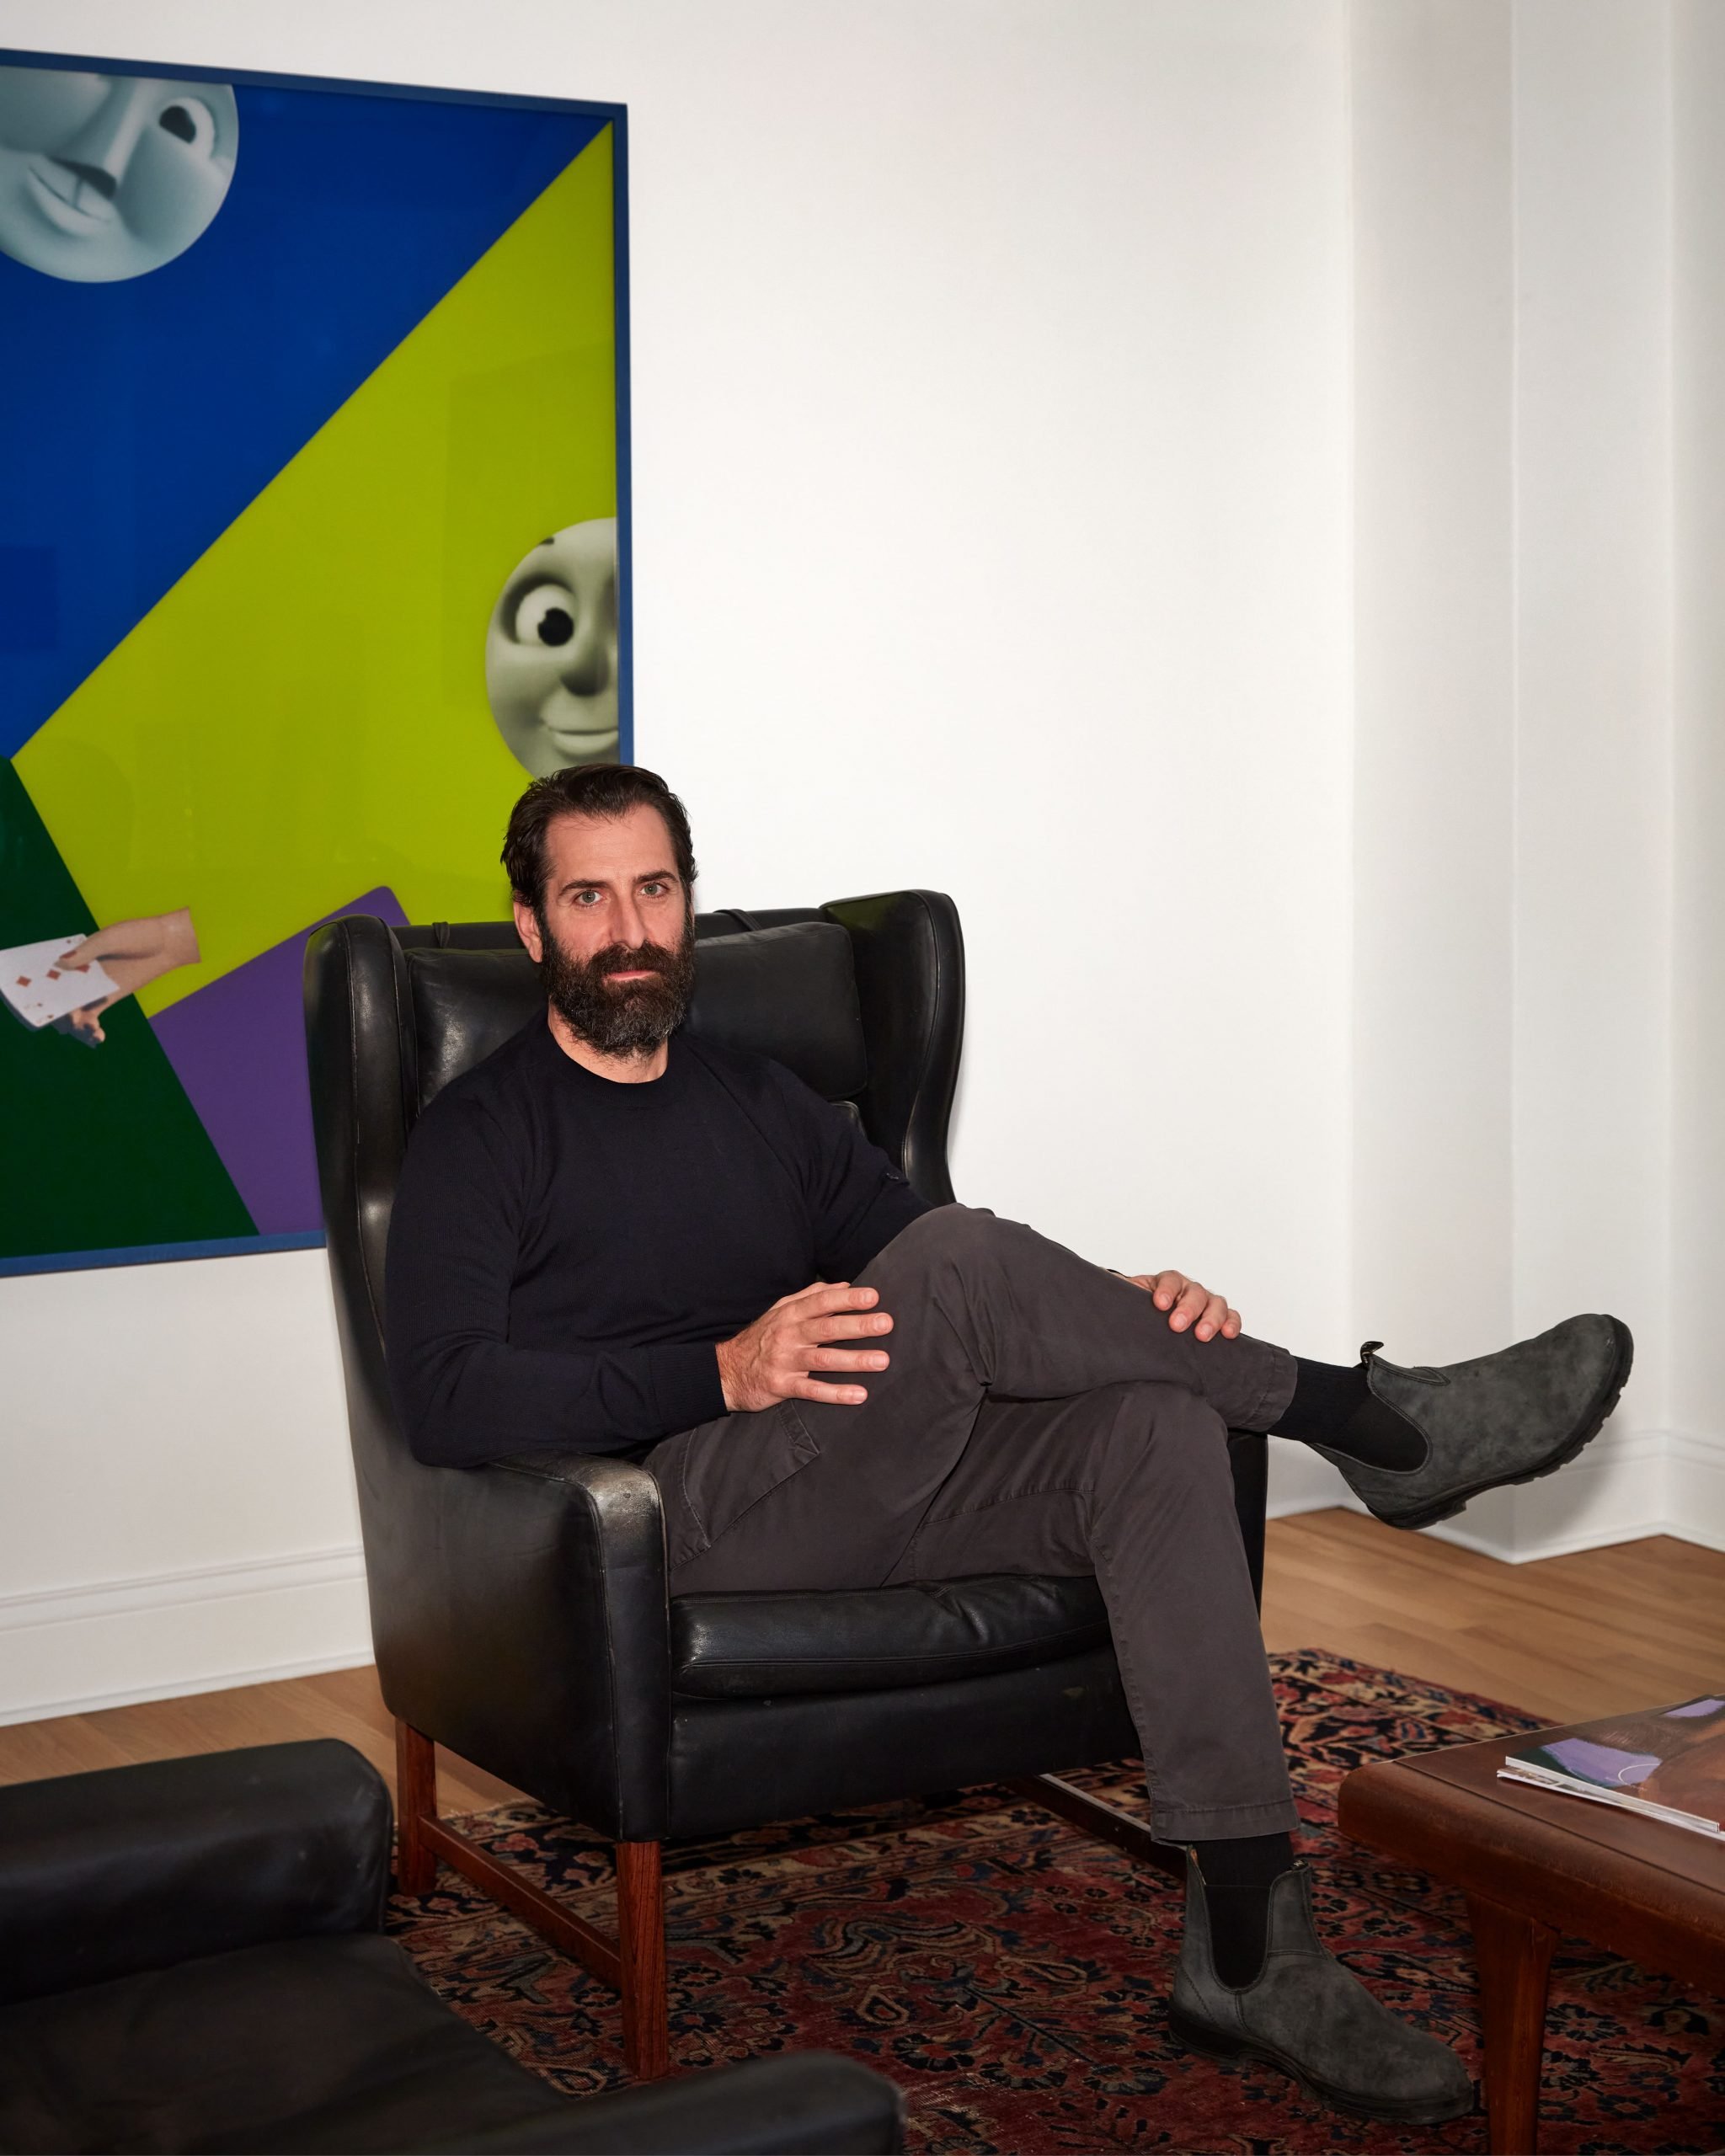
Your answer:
[771,1067,935,1282]
[384,1091,725,1467]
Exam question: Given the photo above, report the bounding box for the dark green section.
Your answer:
[0,760,255,1261]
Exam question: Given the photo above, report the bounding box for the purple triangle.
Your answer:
[152,889,409,1238]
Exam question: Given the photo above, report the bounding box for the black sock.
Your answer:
[1273,1356,1425,1470]
[1191,1831,1295,1987]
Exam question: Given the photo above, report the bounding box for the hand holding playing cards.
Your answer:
[60,909,199,1043]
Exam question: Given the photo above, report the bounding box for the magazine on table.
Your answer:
[1498,1694,1725,1839]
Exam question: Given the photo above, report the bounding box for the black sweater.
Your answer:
[384,1017,931,1466]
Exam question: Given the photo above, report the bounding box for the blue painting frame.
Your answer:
[0,49,631,1274]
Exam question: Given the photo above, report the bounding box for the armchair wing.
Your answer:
[821,891,962,1205]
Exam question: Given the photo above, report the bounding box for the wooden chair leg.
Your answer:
[617,1840,670,2080]
[392,1717,670,2079]
[393,1718,438,1893]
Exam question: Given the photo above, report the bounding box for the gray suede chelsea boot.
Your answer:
[1316,1313,1633,1530]
[1170,1856,1474,2126]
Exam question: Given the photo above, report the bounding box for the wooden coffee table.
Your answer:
[1339,1721,1725,2153]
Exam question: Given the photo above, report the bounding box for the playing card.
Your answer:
[0,936,121,1029]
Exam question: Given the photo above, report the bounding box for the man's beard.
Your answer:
[537,910,697,1059]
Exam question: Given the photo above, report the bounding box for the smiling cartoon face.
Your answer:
[0,67,239,284]
[485,520,620,776]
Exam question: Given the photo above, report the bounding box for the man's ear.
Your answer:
[512,896,545,963]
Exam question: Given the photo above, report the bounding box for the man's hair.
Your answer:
[500,764,698,909]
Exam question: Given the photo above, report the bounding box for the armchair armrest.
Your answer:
[370,1449,674,1841]
[422,2054,905,2155]
[0,1739,391,2007]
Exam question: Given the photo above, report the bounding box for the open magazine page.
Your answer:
[1499,1694,1725,1836]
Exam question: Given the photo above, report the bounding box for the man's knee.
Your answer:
[1086,1380,1234,1484]
[869,1201,1004,1276]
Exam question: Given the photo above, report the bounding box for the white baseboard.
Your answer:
[0,1545,372,1726]
[1665,1428,1725,1554]
[1264,1442,1355,1519]
[5,1428,1722,1729]
[1267,1419,1725,1564]
[1417,1422,1669,1563]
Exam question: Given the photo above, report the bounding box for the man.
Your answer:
[387,762,1632,2128]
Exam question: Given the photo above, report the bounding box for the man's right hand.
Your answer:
[715,1281,894,1412]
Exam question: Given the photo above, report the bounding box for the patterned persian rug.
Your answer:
[386,1651,1725,2153]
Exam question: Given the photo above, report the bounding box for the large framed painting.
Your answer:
[0,51,629,1273]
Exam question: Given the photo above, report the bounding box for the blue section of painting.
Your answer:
[0,77,603,757]
[0,1231,324,1278]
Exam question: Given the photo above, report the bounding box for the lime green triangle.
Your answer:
[16,127,617,1017]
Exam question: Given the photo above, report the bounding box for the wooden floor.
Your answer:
[3,1509,1722,1804]
[1260,1510,1725,1724]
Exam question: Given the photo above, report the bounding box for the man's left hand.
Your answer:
[1125,1270,1241,1342]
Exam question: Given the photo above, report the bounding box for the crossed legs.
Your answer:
[646,1203,1297,1839]
[645,1203,1480,2121]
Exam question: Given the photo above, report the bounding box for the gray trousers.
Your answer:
[644,1204,1300,1841]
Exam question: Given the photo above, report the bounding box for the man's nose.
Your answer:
[58,77,154,190]
[612,892,649,948]
[558,616,612,698]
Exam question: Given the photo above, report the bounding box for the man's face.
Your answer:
[0,67,239,283]
[486,521,619,777]
[513,804,694,1057]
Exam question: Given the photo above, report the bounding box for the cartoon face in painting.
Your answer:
[486,520,620,776]
[0,67,239,283]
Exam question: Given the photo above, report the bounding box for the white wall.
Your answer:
[3,0,1713,1721]
[1501,0,1674,1554]
[1670,0,1725,1545]
[1,0,1357,1719]
[1345,0,1515,1528]
[0,1251,366,1720]
[1352,0,1515,1335]
[1344,1,1685,1563]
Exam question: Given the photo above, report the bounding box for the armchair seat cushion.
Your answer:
[0,1933,570,2154]
[670,1572,1110,1700]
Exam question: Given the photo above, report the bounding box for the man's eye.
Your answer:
[573,891,601,906]
[641,883,669,897]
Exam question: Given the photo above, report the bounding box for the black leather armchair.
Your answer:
[0,1741,902,2153]
[304,893,1269,2079]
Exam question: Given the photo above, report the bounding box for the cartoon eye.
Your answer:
[158,98,217,153]
[512,582,577,648]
